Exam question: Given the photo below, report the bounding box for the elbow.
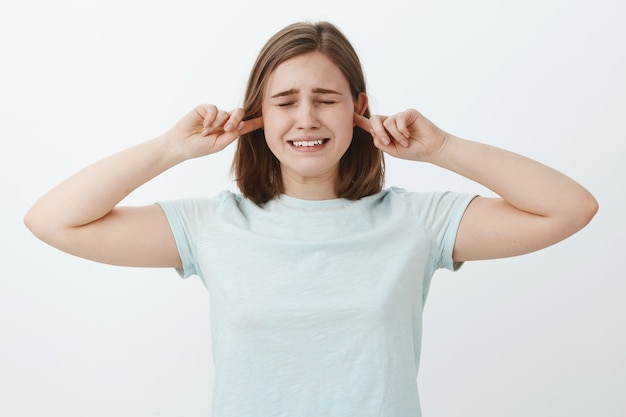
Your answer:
[23,206,53,243]
[582,191,599,225]
[23,207,42,239]
[587,194,599,223]
[569,191,599,233]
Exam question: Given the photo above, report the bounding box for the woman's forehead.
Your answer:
[264,51,350,95]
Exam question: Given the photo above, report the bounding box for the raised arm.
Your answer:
[24,105,263,267]
[355,109,598,262]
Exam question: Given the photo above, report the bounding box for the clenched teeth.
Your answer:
[291,139,324,147]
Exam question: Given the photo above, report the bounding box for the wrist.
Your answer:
[427,133,455,167]
[158,130,193,165]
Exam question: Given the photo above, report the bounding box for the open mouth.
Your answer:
[288,139,329,148]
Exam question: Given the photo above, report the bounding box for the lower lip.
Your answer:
[288,140,330,152]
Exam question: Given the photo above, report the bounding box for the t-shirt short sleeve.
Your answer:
[399,188,476,271]
[156,192,232,279]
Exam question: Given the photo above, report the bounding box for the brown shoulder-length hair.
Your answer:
[232,21,384,204]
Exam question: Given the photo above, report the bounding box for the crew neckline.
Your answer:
[276,193,353,209]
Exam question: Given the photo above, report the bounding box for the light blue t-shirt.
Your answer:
[157,187,474,417]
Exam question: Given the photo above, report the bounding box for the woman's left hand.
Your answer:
[354,109,448,163]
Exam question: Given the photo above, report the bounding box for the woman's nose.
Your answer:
[295,103,320,129]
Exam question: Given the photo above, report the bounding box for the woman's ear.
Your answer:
[354,93,368,116]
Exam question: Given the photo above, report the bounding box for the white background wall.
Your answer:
[1,0,624,416]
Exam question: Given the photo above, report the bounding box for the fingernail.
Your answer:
[237,121,244,130]
[402,140,409,148]
[201,128,209,136]
[224,123,233,132]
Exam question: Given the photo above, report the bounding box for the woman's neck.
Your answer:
[281,171,338,200]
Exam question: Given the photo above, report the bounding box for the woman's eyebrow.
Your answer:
[312,88,342,95]
[270,88,342,98]
[270,89,298,98]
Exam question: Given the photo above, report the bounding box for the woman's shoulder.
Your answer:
[373,186,476,215]
[156,190,244,216]
[370,186,451,203]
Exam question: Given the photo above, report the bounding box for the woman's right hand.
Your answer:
[166,104,264,159]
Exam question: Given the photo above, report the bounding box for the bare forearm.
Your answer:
[25,133,184,230]
[432,135,597,221]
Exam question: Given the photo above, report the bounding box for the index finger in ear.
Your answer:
[353,113,372,132]
[239,116,264,135]
[223,108,245,132]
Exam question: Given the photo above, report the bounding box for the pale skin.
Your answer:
[24,51,598,268]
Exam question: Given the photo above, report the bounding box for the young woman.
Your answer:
[24,21,598,417]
